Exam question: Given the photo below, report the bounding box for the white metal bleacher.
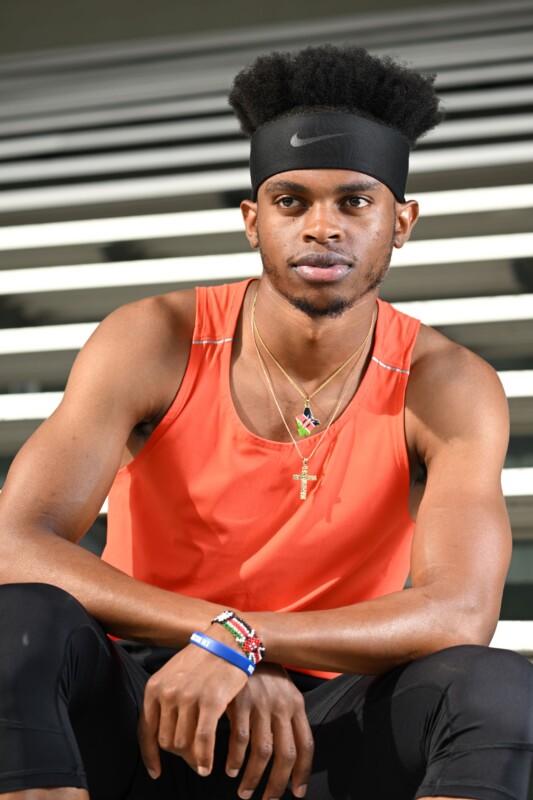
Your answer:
[0,1,532,583]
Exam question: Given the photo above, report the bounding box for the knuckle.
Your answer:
[195,727,211,743]
[294,694,306,712]
[172,736,187,753]
[158,734,172,750]
[251,741,273,760]
[160,685,177,703]
[234,728,250,744]
[278,746,297,765]
[303,736,315,755]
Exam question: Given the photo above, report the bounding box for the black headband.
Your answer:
[250,112,410,202]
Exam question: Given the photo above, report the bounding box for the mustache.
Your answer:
[291,252,354,268]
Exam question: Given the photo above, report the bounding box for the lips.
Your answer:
[292,252,352,283]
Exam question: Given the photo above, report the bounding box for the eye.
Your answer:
[275,196,304,209]
[344,196,370,208]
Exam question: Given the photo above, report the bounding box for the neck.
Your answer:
[248,278,378,384]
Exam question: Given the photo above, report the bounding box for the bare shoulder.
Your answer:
[66,288,197,426]
[406,323,509,467]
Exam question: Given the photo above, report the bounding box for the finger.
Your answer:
[260,716,297,800]
[193,703,224,777]
[137,693,162,780]
[290,708,314,798]
[226,703,251,778]
[171,700,201,772]
[237,716,274,800]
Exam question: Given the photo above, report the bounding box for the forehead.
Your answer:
[260,168,387,196]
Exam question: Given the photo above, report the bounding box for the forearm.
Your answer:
[246,583,495,676]
[0,524,220,647]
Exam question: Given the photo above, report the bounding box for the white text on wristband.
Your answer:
[189,632,255,676]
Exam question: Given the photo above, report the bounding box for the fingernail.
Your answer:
[239,791,253,800]
[227,768,239,778]
[197,766,210,777]
[294,785,308,797]
[147,768,159,780]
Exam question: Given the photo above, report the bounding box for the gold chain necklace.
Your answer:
[253,313,366,437]
[251,290,376,500]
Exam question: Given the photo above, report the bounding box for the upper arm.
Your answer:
[406,331,512,642]
[0,294,193,543]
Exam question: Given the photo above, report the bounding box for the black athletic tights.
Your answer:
[1,583,532,800]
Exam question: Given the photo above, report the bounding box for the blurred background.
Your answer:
[0,0,532,624]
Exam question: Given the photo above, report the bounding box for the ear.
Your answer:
[241,199,259,249]
[393,199,419,249]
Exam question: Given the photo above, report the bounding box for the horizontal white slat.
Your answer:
[0,169,251,212]
[501,468,533,497]
[0,138,531,213]
[0,140,249,183]
[1,137,533,185]
[0,392,63,419]
[0,117,240,160]
[498,371,533,399]
[491,621,533,655]
[0,76,531,141]
[1,233,532,295]
[427,113,533,143]
[397,294,533,326]
[1,185,532,251]
[0,208,243,250]
[391,232,533,268]
[0,252,261,295]
[2,109,531,162]
[0,96,231,138]
[0,296,532,356]
[441,85,533,113]
[0,323,98,354]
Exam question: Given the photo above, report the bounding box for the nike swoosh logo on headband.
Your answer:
[290,132,350,147]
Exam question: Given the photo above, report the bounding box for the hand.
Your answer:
[138,639,248,779]
[225,664,314,800]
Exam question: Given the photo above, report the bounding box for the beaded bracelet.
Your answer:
[211,610,265,666]
[189,632,255,676]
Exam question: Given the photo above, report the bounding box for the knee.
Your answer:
[0,583,95,668]
[429,644,533,741]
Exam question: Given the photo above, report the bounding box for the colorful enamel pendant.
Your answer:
[295,402,320,437]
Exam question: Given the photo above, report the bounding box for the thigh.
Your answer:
[300,646,533,800]
[0,583,147,799]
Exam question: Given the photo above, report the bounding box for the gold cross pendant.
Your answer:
[293,458,317,500]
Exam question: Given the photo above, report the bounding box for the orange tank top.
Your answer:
[104,279,420,677]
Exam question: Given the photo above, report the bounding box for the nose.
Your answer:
[302,203,342,243]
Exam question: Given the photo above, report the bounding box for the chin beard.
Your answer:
[288,294,356,319]
[258,250,392,319]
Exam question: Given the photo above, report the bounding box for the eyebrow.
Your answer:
[264,178,382,194]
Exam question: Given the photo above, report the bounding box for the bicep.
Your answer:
[1,302,180,542]
[408,346,512,640]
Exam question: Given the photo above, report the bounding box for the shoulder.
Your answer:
[406,323,509,466]
[66,289,197,427]
[92,289,196,351]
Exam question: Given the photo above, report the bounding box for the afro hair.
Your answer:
[228,44,444,148]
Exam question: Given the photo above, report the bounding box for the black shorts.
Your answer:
[1,583,532,800]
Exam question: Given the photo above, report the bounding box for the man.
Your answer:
[0,44,532,800]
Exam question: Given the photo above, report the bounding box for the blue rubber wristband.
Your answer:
[190,632,255,676]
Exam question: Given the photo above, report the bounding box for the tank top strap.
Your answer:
[373,298,420,376]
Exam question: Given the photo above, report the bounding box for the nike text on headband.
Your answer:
[249,112,410,202]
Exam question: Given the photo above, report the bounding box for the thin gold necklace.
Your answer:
[251,290,376,500]
[253,313,366,437]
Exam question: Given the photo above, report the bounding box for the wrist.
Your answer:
[189,631,256,676]
[211,610,265,667]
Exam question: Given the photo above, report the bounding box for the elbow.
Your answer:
[431,596,500,652]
